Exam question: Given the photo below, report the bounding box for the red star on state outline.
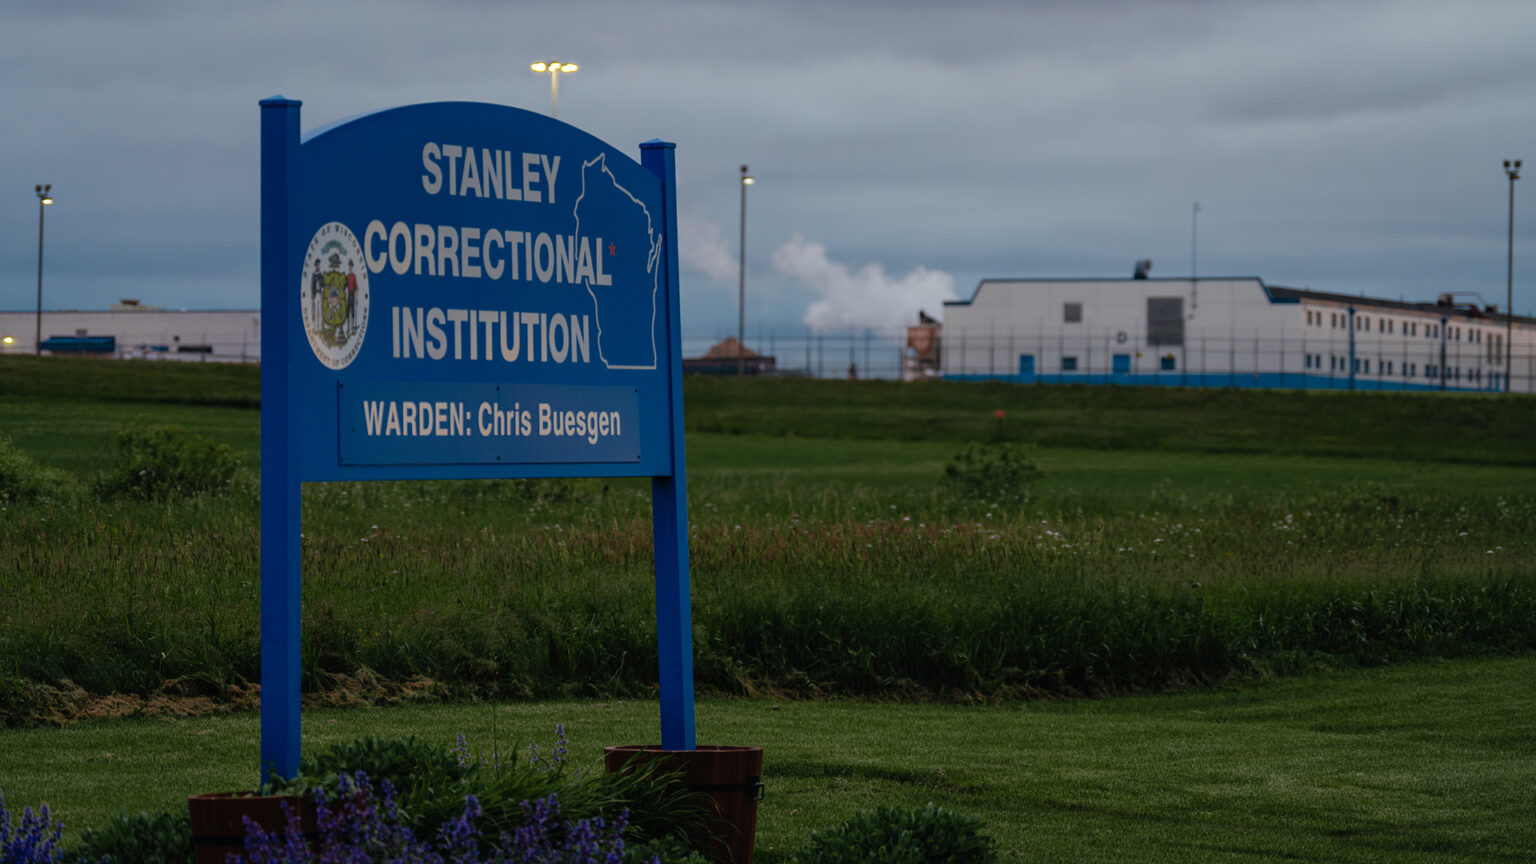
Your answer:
[608,242,616,256]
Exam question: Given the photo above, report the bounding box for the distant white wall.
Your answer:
[940,278,1536,392]
[0,309,262,362]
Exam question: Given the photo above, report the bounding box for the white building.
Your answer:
[0,302,261,362]
[941,277,1536,393]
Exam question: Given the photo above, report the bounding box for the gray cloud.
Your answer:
[3,0,1535,328]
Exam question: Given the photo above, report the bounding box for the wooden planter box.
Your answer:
[604,744,764,864]
[187,793,316,864]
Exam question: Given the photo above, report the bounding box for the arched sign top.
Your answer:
[260,98,693,780]
[301,100,618,150]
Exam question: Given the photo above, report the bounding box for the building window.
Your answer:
[1160,355,1176,371]
[1064,302,1082,323]
[1146,297,1185,346]
[1061,356,1078,371]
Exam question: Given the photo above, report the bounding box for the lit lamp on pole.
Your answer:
[35,184,53,356]
[530,62,578,118]
[738,165,754,376]
[1504,159,1520,393]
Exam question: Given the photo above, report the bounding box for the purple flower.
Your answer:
[550,726,568,769]
[0,791,67,864]
[233,773,635,864]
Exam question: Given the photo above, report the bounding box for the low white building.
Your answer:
[0,302,261,362]
[941,277,1536,393]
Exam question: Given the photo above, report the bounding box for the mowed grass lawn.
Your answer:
[1,656,1532,863]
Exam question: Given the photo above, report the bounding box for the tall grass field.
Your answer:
[1,355,1534,725]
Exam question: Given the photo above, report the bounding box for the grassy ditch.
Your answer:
[2,444,1533,721]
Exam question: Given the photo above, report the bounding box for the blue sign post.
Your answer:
[259,97,693,780]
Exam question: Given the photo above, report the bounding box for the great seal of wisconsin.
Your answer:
[301,221,370,370]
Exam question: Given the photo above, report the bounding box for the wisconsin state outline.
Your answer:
[573,153,661,370]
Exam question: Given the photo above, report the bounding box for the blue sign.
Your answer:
[260,98,694,780]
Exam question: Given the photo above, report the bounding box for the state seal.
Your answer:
[301,221,370,369]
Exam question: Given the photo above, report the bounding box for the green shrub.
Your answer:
[940,442,1041,506]
[65,808,191,864]
[263,732,713,857]
[93,424,241,501]
[791,803,997,864]
[0,435,73,505]
[263,734,473,824]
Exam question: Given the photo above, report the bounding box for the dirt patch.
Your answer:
[4,670,450,727]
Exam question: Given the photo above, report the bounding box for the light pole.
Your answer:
[530,62,577,118]
[35,184,53,356]
[738,165,753,376]
[1504,159,1520,393]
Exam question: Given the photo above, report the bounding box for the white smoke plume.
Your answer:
[678,213,739,283]
[771,234,956,333]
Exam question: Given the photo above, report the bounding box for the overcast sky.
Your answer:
[4,0,1535,337]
